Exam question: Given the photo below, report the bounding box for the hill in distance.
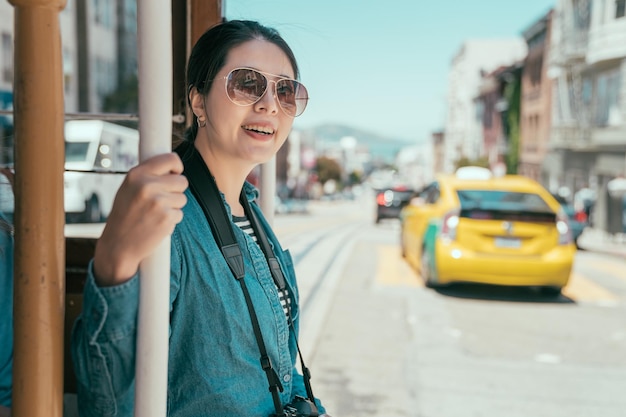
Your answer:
[297,123,415,163]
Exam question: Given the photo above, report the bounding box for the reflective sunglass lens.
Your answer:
[227,69,267,105]
[276,80,297,116]
[276,80,308,117]
[226,68,308,117]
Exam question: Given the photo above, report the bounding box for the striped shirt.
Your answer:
[233,214,291,320]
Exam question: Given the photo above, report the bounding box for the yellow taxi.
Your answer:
[399,167,576,295]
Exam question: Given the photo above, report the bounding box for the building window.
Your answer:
[595,68,621,127]
[616,0,626,18]
[527,54,543,86]
[93,0,113,28]
[573,0,592,29]
[581,76,593,126]
[1,33,13,83]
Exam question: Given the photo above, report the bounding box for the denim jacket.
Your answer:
[71,182,325,417]
[0,211,13,407]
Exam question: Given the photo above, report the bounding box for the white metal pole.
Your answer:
[135,1,172,416]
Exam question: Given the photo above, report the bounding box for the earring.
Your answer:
[197,116,206,128]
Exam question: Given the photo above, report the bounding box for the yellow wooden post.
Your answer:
[8,0,66,416]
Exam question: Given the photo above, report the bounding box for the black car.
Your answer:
[375,186,415,223]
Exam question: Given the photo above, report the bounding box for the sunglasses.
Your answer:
[224,68,309,117]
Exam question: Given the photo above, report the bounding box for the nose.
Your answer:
[253,80,280,115]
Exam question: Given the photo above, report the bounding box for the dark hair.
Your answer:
[184,19,300,141]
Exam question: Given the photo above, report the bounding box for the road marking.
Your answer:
[375,244,620,303]
[375,245,423,287]
[534,353,562,364]
[562,271,618,303]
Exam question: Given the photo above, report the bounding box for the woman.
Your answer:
[71,20,330,417]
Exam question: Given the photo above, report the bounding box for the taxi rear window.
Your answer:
[456,189,555,222]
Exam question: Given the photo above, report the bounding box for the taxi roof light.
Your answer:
[455,166,493,180]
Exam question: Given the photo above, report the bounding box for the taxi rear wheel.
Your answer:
[540,286,562,297]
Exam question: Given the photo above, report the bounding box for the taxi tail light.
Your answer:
[376,191,391,207]
[556,210,573,245]
[441,209,460,241]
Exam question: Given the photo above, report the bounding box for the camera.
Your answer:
[270,396,319,417]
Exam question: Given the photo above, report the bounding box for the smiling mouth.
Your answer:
[242,125,275,135]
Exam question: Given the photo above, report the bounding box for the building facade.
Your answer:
[0,0,138,166]
[547,0,626,195]
[443,39,527,173]
[519,10,554,183]
[0,0,137,116]
[431,130,445,175]
[475,62,524,174]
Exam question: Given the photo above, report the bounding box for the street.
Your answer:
[275,196,626,417]
[64,194,626,416]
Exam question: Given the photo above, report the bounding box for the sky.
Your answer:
[225,0,555,144]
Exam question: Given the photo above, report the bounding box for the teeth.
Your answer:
[243,125,274,134]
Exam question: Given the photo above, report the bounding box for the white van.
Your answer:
[64,120,139,222]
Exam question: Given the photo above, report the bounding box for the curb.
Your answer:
[577,228,626,259]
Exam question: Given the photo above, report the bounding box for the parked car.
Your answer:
[551,193,588,248]
[275,196,309,215]
[375,185,415,223]
[399,167,576,295]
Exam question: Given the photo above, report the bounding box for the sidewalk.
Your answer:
[577,227,626,258]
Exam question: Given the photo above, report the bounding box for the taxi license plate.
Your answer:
[495,237,521,248]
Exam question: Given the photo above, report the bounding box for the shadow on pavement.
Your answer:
[434,283,575,304]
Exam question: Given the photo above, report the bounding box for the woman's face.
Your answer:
[193,39,297,169]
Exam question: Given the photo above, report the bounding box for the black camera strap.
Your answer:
[241,192,317,404]
[175,142,315,415]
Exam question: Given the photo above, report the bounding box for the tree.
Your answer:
[314,156,342,186]
[503,74,521,175]
[454,156,489,170]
